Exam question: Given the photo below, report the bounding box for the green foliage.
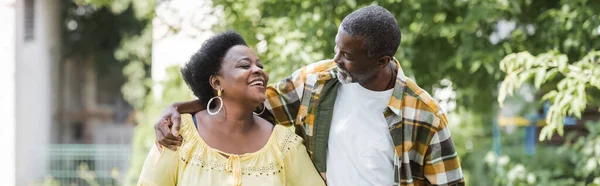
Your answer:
[485,121,600,186]
[62,1,158,185]
[63,0,156,110]
[213,0,599,116]
[445,111,495,184]
[118,25,154,109]
[492,2,600,185]
[498,50,600,140]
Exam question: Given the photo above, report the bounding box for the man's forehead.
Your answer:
[336,30,365,52]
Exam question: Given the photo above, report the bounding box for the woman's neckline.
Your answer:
[189,114,277,158]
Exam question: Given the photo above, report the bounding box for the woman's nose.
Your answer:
[251,65,264,74]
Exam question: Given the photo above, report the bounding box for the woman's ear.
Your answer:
[209,75,222,92]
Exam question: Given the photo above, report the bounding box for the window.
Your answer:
[24,0,34,41]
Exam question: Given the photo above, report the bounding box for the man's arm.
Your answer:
[155,64,309,150]
[423,119,464,185]
[258,65,311,131]
[154,100,203,151]
[171,99,204,136]
[153,75,305,149]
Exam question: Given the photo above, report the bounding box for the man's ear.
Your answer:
[378,56,392,67]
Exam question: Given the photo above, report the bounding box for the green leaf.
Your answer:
[539,126,552,141]
[469,61,482,73]
[557,122,564,136]
[498,81,509,107]
[545,68,559,81]
[345,0,357,8]
[541,90,558,101]
[534,68,547,89]
[110,0,131,14]
[518,70,533,83]
[558,56,569,72]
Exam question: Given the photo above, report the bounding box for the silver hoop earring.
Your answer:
[207,89,223,115]
[253,105,266,115]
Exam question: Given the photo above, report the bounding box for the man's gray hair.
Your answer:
[341,5,401,59]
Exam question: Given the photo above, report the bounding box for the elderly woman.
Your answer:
[137,31,325,186]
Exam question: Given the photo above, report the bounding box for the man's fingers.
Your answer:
[164,131,182,141]
[156,118,172,135]
[160,133,180,151]
[156,130,168,146]
[161,138,181,146]
[171,114,182,137]
[158,130,181,147]
[167,145,178,151]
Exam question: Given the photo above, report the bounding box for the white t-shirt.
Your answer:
[326,83,395,186]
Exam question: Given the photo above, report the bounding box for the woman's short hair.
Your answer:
[180,31,247,107]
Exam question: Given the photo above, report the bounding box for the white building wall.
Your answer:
[0,0,16,185]
[14,0,61,184]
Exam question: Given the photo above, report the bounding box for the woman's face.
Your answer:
[215,45,269,108]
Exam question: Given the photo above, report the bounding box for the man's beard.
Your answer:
[336,67,377,84]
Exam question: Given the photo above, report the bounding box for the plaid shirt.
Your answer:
[262,59,464,185]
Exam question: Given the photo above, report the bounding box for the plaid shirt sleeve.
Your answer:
[423,116,464,185]
[402,78,464,185]
[262,67,306,127]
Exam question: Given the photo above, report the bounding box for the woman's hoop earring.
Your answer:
[253,104,266,115]
[207,89,223,115]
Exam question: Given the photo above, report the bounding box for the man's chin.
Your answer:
[337,71,354,84]
[337,77,354,84]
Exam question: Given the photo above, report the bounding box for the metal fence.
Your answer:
[48,144,131,186]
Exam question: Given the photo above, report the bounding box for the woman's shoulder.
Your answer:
[271,125,304,155]
[178,114,197,138]
[177,114,207,155]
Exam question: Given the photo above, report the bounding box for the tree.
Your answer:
[63,0,156,110]
[498,51,600,140]
[62,1,157,185]
[493,50,600,185]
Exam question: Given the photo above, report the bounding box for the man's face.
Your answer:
[333,27,378,84]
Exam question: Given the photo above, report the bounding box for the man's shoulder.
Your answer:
[284,59,337,87]
[401,78,448,130]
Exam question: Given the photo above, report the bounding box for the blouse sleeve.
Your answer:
[283,137,326,186]
[137,143,179,186]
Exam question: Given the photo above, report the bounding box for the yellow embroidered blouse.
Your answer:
[137,114,325,186]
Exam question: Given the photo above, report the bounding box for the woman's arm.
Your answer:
[137,144,179,186]
[283,135,326,186]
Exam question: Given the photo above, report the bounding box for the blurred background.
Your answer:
[1,0,599,185]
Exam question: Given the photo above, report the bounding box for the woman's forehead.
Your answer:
[223,45,258,62]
